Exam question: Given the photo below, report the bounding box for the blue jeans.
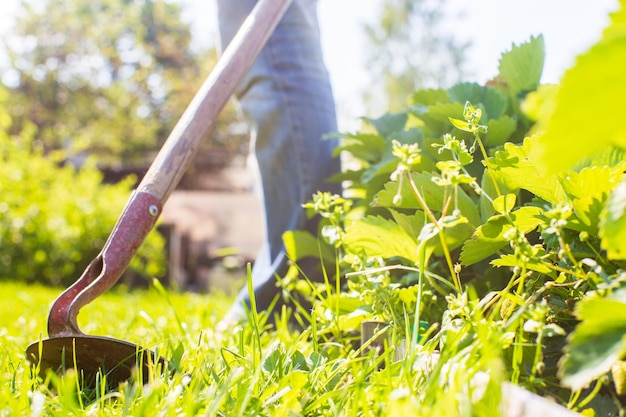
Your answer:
[217,0,341,317]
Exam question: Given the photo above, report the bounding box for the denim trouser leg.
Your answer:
[216,0,341,315]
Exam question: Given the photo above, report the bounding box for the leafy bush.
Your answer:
[284,4,626,413]
[0,87,165,286]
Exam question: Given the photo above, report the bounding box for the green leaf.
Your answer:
[283,230,334,262]
[573,147,626,172]
[486,136,566,204]
[448,117,472,133]
[520,84,558,122]
[460,206,543,265]
[419,102,465,135]
[491,254,553,275]
[390,210,427,240]
[560,292,626,390]
[391,209,472,256]
[498,35,545,97]
[343,216,419,263]
[479,170,514,222]
[538,4,626,172]
[361,159,397,184]
[411,88,449,106]
[485,116,517,147]
[374,172,481,226]
[360,128,432,184]
[447,82,508,120]
[561,166,622,232]
[431,215,474,255]
[263,349,284,372]
[335,133,384,162]
[363,112,408,138]
[600,178,626,259]
[493,193,516,215]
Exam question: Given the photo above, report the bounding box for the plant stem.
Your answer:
[406,172,461,292]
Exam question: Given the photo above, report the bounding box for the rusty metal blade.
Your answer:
[26,335,166,387]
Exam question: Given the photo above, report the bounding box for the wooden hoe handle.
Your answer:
[48,0,294,336]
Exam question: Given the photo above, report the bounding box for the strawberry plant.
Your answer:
[284,3,626,413]
[0,3,623,416]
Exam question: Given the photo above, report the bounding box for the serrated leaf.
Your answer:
[561,166,622,231]
[361,159,397,184]
[486,135,566,204]
[600,178,626,259]
[560,292,626,390]
[283,230,334,262]
[460,206,543,265]
[498,35,545,97]
[538,4,626,173]
[419,102,465,135]
[447,82,508,120]
[375,172,481,226]
[573,147,626,172]
[363,112,408,138]
[411,88,450,106]
[393,127,425,145]
[491,254,553,275]
[335,133,385,162]
[390,210,427,239]
[485,116,517,147]
[343,216,419,263]
[360,128,432,184]
[520,84,558,122]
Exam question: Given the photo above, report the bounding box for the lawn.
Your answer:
[0,281,235,415]
[0,280,513,416]
[4,3,626,414]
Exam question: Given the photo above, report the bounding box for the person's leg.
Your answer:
[216,0,341,320]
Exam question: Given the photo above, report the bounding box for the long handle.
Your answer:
[140,0,293,203]
[48,0,293,337]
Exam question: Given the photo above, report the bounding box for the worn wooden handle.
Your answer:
[46,0,293,337]
[138,0,293,202]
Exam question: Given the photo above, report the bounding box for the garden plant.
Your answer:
[1,1,626,416]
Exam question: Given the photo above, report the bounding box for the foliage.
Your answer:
[2,2,626,416]
[534,0,626,396]
[0,88,165,286]
[537,0,626,174]
[537,0,626,259]
[2,0,246,168]
[362,0,469,113]
[2,281,508,416]
[283,4,626,412]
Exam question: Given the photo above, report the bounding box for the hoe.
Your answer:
[26,0,293,387]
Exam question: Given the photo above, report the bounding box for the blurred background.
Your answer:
[0,0,617,291]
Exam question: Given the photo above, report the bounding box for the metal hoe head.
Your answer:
[26,336,165,388]
[25,0,293,388]
[25,191,165,387]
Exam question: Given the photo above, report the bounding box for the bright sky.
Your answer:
[318,0,618,129]
[178,0,618,130]
[1,0,620,131]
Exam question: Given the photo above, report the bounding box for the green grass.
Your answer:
[0,280,510,416]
